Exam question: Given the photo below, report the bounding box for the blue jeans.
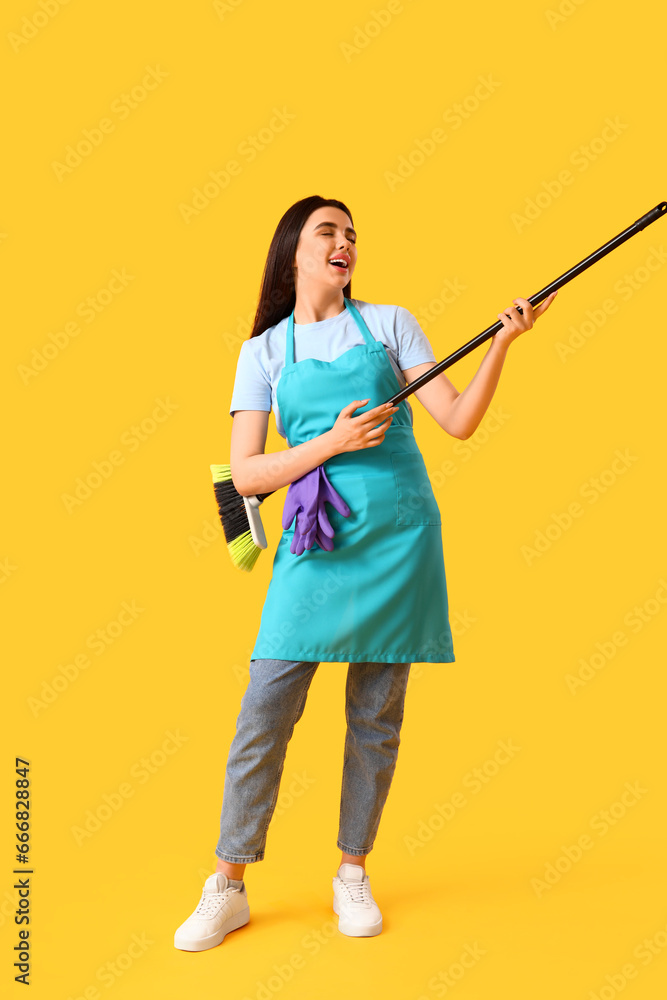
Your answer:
[215,658,411,864]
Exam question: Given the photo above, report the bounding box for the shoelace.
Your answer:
[339,877,372,905]
[195,887,237,918]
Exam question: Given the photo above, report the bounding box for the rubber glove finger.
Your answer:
[290,506,317,554]
[301,518,319,551]
[319,467,351,517]
[290,510,313,555]
[294,509,317,539]
[283,467,321,529]
[316,502,335,538]
[290,529,307,556]
[315,526,335,551]
[284,486,319,529]
[282,489,303,530]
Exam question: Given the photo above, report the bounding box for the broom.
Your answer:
[212,201,666,571]
[210,464,269,572]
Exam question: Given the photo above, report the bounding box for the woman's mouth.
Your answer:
[328,257,349,271]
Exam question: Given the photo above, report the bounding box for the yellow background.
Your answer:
[3,0,666,997]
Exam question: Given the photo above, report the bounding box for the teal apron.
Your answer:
[250,297,455,664]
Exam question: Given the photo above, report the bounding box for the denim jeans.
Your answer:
[215,658,411,863]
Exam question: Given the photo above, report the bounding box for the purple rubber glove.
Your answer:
[282,465,351,556]
[315,466,351,549]
[282,467,320,555]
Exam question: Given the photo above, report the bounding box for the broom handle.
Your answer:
[255,200,666,502]
[386,200,666,404]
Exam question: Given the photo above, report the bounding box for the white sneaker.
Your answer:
[332,863,383,937]
[174,873,249,951]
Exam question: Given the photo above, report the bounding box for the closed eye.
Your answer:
[321,232,356,243]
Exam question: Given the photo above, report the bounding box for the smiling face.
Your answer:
[292,206,357,292]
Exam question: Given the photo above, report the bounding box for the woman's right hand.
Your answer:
[328,399,399,453]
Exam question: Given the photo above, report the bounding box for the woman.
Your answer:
[174,195,557,951]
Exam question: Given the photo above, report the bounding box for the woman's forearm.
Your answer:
[447,337,510,440]
[232,429,340,496]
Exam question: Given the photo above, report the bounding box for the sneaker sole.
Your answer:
[174,904,250,952]
[333,898,382,937]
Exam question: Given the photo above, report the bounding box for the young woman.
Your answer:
[174,195,557,951]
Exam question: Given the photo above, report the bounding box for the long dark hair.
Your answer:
[249,195,354,339]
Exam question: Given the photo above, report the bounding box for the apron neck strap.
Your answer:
[343,298,376,346]
[285,297,375,366]
[286,310,295,366]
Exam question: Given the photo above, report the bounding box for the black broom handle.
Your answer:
[386,200,666,404]
[254,200,666,501]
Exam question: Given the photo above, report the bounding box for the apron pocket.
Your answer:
[391,452,442,526]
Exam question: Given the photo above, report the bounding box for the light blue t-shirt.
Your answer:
[229,298,436,440]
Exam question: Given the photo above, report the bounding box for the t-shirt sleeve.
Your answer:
[229,339,272,416]
[394,305,437,368]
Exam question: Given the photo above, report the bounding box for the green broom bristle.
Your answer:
[228,531,262,572]
[210,463,262,572]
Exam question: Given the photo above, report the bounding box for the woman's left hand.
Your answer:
[493,291,559,349]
